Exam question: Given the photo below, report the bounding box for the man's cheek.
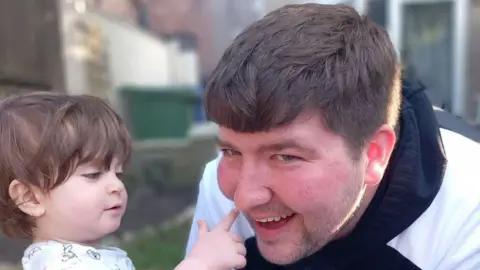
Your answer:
[217,162,237,201]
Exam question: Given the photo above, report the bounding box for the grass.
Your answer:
[123,221,192,270]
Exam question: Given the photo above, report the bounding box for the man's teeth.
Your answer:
[256,213,294,223]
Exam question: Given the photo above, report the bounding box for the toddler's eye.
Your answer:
[115,172,124,180]
[82,172,102,180]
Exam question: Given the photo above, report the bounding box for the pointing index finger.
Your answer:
[214,208,240,231]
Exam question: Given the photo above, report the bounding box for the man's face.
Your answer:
[217,115,370,265]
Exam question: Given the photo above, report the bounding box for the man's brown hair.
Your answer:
[205,4,401,156]
[0,92,132,238]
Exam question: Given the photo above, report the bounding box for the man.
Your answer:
[185,4,480,269]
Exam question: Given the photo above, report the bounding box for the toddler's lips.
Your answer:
[106,204,123,211]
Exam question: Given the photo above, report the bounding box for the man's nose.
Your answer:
[234,161,272,211]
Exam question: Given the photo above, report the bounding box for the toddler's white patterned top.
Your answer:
[22,241,135,270]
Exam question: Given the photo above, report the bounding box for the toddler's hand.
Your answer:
[186,209,246,270]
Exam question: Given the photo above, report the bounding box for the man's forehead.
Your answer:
[217,114,322,141]
[215,115,341,154]
[216,133,315,154]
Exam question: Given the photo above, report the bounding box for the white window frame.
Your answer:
[387,0,470,117]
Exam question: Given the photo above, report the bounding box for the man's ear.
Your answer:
[8,180,45,217]
[364,124,396,187]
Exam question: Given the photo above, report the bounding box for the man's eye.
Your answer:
[221,148,240,156]
[273,154,301,163]
[82,172,102,179]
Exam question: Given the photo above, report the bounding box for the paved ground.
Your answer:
[434,107,480,142]
[0,264,20,270]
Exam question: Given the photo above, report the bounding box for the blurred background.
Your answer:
[0,0,479,269]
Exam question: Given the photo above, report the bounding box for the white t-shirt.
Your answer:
[22,241,135,270]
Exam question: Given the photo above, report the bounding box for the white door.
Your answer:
[387,0,469,116]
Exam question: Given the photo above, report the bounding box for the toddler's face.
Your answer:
[35,161,127,244]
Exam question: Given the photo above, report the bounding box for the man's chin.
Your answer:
[257,240,304,265]
[257,235,328,265]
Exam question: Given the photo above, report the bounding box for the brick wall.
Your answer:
[143,0,215,78]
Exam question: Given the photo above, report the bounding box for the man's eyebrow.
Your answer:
[258,139,313,154]
[216,137,236,149]
[216,137,315,155]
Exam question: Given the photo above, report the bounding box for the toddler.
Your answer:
[0,92,246,270]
